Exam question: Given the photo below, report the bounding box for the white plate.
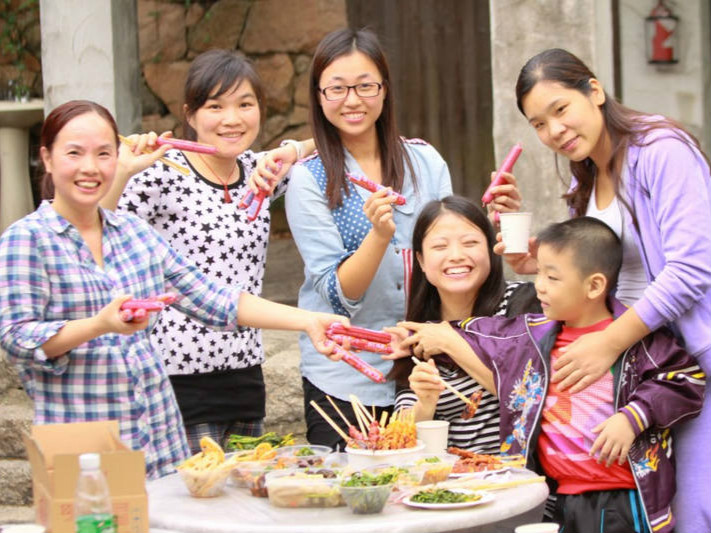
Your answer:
[403,489,494,510]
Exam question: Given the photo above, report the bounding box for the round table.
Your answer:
[148,468,548,533]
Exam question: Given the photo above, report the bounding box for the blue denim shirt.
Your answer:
[285,140,452,406]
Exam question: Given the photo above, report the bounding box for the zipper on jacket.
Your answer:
[614,346,653,533]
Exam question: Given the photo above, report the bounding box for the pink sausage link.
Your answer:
[346,173,406,205]
[332,344,386,383]
[327,333,393,354]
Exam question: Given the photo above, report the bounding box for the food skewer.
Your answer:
[411,356,480,410]
[308,400,351,442]
[325,395,353,428]
[118,135,190,175]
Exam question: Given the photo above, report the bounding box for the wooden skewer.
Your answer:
[349,397,369,436]
[118,135,191,176]
[326,395,353,429]
[309,400,350,442]
[379,410,389,429]
[411,356,476,409]
[348,394,374,426]
[439,475,546,492]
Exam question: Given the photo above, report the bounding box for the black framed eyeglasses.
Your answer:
[318,82,384,101]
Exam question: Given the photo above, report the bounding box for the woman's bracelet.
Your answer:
[279,139,303,161]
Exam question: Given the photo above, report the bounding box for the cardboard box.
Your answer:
[22,421,148,533]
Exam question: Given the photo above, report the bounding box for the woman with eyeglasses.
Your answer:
[284,28,452,449]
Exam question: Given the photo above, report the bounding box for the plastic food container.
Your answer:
[231,460,282,496]
[410,453,457,485]
[339,483,394,514]
[273,445,332,468]
[265,468,344,508]
[178,466,232,498]
[345,440,425,469]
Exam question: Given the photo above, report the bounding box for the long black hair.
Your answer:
[516,48,709,217]
[388,196,505,386]
[309,28,415,209]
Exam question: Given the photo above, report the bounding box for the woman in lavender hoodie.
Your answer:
[487,48,711,533]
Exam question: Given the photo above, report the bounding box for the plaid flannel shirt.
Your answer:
[0,202,242,478]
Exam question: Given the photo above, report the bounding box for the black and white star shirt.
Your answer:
[118,149,288,375]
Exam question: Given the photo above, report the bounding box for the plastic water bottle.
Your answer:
[74,453,117,533]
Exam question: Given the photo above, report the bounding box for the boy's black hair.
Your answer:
[537,217,622,292]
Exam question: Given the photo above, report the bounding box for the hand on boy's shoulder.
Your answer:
[589,412,635,467]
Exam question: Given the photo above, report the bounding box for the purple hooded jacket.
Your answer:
[457,298,705,533]
[574,127,711,372]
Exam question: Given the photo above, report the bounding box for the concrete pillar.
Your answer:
[489,0,607,240]
[39,0,141,134]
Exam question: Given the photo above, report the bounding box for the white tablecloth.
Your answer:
[148,468,548,533]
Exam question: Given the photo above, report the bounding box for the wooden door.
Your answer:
[347,0,494,198]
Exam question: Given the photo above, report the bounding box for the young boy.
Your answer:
[456,217,705,533]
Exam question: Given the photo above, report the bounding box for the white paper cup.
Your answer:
[514,523,560,533]
[500,212,532,254]
[415,420,449,455]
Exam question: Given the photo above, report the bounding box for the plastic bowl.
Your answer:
[265,468,343,508]
[231,460,283,496]
[345,440,426,469]
[339,483,394,514]
[410,453,457,485]
[178,465,231,498]
[273,445,332,468]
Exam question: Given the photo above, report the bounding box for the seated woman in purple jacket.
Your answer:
[398,217,704,533]
[485,48,711,533]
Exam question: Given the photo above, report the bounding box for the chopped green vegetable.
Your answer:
[295,446,315,456]
[411,489,482,504]
[226,432,294,450]
[341,470,398,487]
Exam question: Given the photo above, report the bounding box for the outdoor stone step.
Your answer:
[0,351,22,395]
[0,459,32,507]
[0,505,35,525]
[0,389,33,459]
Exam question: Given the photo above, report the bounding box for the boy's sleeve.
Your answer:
[619,329,705,437]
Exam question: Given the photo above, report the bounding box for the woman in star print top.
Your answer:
[0,100,346,479]
[102,50,312,453]
[285,29,453,449]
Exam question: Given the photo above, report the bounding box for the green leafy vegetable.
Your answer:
[226,432,294,450]
[411,489,482,504]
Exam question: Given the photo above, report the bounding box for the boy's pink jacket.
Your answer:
[456,298,705,533]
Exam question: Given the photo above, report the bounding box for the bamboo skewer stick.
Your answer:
[379,410,389,429]
[411,356,477,409]
[438,475,546,492]
[309,400,351,442]
[118,135,191,176]
[325,395,353,429]
[349,398,369,437]
[349,394,374,423]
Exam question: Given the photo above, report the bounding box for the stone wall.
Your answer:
[137,0,347,149]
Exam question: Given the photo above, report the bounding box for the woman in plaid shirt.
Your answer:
[0,100,345,479]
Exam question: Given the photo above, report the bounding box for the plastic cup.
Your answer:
[514,523,560,533]
[500,212,532,254]
[415,420,449,455]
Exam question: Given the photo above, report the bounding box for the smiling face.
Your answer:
[522,79,608,165]
[41,112,118,217]
[186,79,260,161]
[318,51,386,143]
[417,212,491,308]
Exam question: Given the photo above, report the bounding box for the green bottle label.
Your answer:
[76,513,117,533]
